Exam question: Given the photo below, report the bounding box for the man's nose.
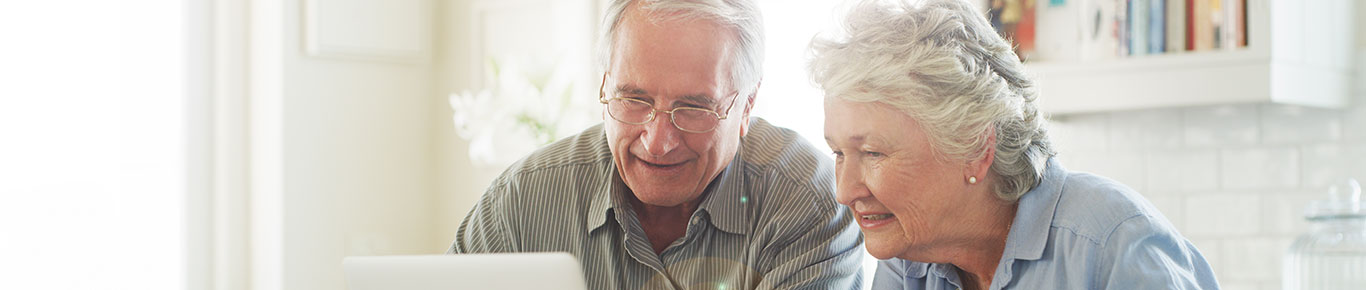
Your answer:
[640,112,681,157]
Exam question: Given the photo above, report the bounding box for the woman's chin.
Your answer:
[862,237,907,260]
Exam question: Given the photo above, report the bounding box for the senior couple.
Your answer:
[450,0,1219,289]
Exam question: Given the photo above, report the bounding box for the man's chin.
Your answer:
[629,188,699,207]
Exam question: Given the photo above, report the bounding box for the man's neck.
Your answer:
[629,196,703,255]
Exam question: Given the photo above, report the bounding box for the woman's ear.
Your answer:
[967,126,996,184]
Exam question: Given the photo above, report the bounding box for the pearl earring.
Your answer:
[968,176,978,184]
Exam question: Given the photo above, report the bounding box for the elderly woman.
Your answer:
[810,0,1220,289]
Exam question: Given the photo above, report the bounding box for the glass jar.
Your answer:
[1284,179,1366,290]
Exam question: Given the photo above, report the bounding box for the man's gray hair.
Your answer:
[598,0,765,99]
[809,0,1054,201]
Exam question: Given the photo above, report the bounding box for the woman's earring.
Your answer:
[968,176,978,184]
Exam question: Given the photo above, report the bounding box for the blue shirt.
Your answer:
[872,159,1219,289]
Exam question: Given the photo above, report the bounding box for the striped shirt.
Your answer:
[449,118,864,289]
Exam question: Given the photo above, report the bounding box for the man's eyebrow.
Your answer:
[614,85,717,107]
[680,94,716,107]
[615,85,647,95]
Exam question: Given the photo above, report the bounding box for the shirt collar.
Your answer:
[585,148,749,235]
[693,156,748,235]
[585,156,620,232]
[1002,158,1068,261]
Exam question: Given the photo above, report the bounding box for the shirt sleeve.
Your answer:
[753,196,866,289]
[447,183,518,254]
[1099,215,1220,290]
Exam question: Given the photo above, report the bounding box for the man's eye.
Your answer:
[864,151,884,158]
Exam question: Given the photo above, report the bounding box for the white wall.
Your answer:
[249,0,440,289]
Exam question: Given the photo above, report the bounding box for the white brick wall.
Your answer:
[1046,80,1366,288]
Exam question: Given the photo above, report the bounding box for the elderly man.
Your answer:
[448,0,863,289]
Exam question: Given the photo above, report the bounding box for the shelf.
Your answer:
[1024,0,1356,115]
[1030,50,1351,114]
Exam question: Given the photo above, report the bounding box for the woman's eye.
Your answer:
[863,151,884,158]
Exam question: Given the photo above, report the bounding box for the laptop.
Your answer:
[343,252,588,290]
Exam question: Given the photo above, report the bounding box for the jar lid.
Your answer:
[1306,179,1365,220]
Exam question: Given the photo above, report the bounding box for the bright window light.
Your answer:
[755,1,879,288]
[0,1,186,289]
[753,0,840,150]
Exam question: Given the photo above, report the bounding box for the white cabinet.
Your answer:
[1028,0,1357,115]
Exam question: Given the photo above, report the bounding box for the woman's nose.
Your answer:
[834,160,869,206]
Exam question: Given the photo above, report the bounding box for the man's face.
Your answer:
[603,10,750,208]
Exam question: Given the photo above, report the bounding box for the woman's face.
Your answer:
[824,98,974,260]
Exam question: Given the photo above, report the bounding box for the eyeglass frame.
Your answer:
[598,73,744,133]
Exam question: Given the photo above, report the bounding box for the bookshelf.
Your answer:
[1021,0,1356,115]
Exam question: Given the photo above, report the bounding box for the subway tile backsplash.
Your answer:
[1181,104,1261,148]
[1045,90,1366,289]
[1260,104,1343,145]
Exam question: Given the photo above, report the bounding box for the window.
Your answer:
[755,1,879,288]
[0,1,187,289]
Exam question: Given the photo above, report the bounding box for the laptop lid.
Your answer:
[343,252,588,290]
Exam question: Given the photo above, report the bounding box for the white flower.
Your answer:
[449,56,600,168]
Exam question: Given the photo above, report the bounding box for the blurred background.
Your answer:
[0,0,1360,289]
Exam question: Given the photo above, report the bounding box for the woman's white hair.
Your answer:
[598,0,765,99]
[809,0,1054,201]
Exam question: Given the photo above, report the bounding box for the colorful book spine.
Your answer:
[1117,0,1130,56]
[1130,0,1147,55]
[1167,0,1187,52]
[1185,0,1196,51]
[1149,0,1165,54]
[1018,0,1247,60]
[1192,0,1212,51]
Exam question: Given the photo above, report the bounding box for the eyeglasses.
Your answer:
[598,73,742,133]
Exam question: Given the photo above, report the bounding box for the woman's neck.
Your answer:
[904,193,1017,290]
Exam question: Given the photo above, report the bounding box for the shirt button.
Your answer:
[690,217,700,225]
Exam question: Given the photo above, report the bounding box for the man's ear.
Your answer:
[738,80,761,137]
[967,126,996,184]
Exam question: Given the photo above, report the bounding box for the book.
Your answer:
[987,0,1038,61]
[1117,0,1129,56]
[1238,0,1246,47]
[1080,0,1121,60]
[1130,0,1147,55]
[1192,0,1212,51]
[1226,0,1243,48]
[1211,0,1224,49]
[1034,0,1084,61]
[1167,0,1187,52]
[1185,0,1195,51]
[1148,0,1165,53]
